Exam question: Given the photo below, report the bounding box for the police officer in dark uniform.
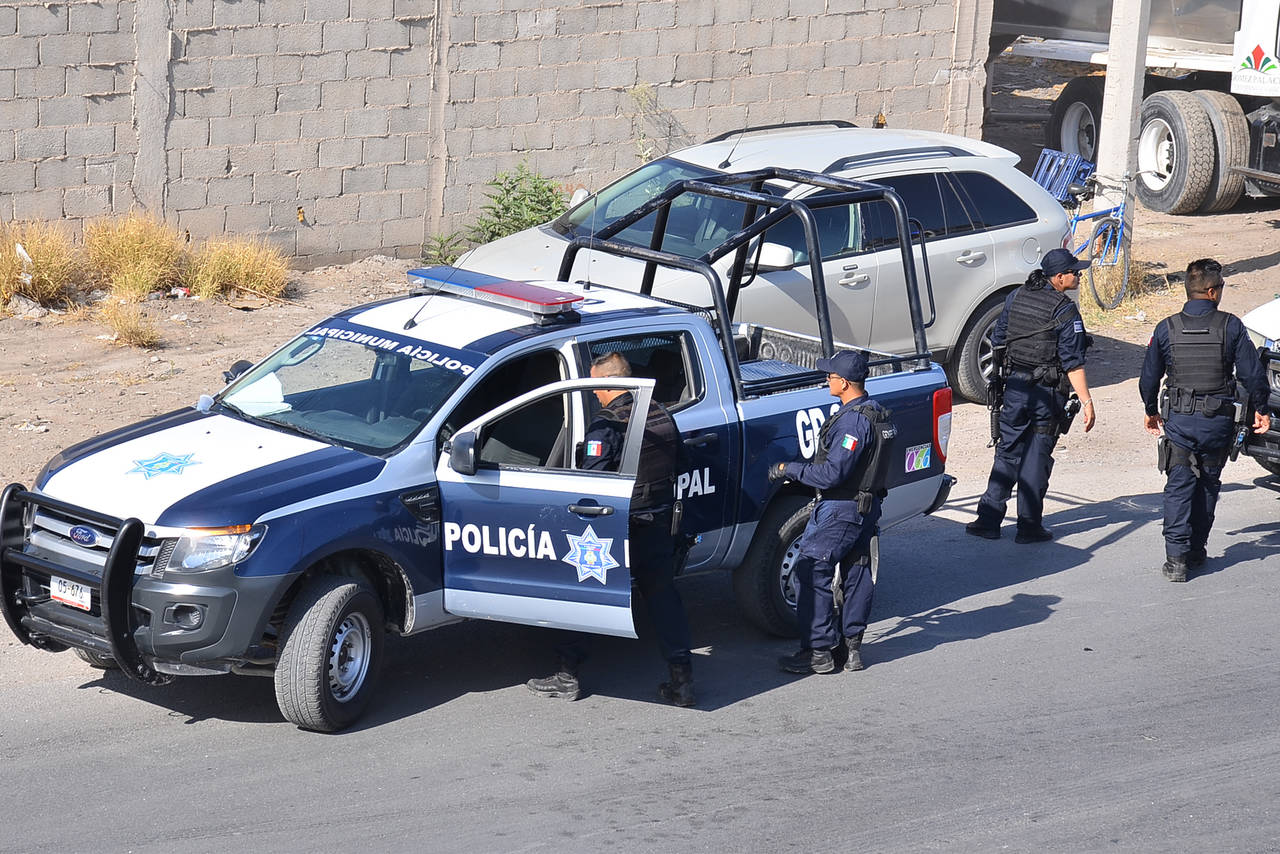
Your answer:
[1139,258,1272,582]
[526,351,696,705]
[769,350,893,675]
[966,248,1097,543]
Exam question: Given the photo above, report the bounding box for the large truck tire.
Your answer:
[952,294,1007,404]
[1192,90,1249,214]
[1046,76,1106,160]
[732,495,812,637]
[1136,91,1215,214]
[275,575,384,732]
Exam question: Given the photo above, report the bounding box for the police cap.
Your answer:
[816,349,869,383]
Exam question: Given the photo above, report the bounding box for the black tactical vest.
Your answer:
[1165,310,1232,401]
[608,394,678,510]
[814,399,897,501]
[1006,285,1072,370]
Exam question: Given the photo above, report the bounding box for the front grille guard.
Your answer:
[0,483,171,685]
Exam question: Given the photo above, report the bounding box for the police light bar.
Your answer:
[408,266,582,324]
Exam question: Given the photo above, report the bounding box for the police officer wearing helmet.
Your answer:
[769,349,895,674]
[967,248,1097,543]
[1139,258,1272,582]
[526,351,696,706]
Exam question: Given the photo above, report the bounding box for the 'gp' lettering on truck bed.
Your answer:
[795,403,842,459]
[444,522,556,559]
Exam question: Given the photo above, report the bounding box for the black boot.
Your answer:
[658,659,695,707]
[526,658,581,700]
[843,632,865,671]
[1162,555,1188,583]
[778,648,836,674]
[1188,546,1207,569]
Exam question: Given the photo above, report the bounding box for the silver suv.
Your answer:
[457,122,1070,402]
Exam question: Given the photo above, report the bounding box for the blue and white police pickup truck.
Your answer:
[0,170,954,731]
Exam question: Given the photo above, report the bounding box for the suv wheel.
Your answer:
[953,295,1006,404]
[274,575,385,732]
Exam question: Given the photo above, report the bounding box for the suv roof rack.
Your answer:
[557,168,932,400]
[824,146,972,173]
[702,120,856,145]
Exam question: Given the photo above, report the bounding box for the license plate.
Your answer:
[50,575,92,611]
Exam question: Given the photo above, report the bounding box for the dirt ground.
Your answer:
[3,58,1279,490]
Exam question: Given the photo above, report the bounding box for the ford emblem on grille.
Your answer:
[69,525,98,547]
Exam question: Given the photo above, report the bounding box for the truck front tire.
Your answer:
[733,496,812,637]
[1136,91,1214,214]
[274,575,385,732]
[1047,76,1106,160]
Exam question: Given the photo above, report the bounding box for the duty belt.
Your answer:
[1165,388,1233,417]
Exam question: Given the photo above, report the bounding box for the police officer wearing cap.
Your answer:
[526,351,696,706]
[1139,258,1271,582]
[769,349,891,675]
[967,248,1097,542]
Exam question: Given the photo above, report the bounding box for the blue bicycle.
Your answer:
[1064,175,1131,310]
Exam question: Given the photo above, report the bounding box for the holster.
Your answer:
[1157,435,1171,474]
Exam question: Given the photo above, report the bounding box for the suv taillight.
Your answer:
[933,387,952,462]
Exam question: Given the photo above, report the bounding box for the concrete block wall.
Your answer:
[1,0,988,268]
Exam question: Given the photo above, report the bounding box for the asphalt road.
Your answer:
[3,434,1279,853]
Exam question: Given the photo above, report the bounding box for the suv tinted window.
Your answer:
[951,171,1036,229]
[858,173,951,250]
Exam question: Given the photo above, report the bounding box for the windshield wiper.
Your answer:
[257,415,333,445]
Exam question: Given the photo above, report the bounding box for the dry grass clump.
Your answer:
[186,238,290,300]
[1,221,80,305]
[84,213,186,300]
[97,301,161,348]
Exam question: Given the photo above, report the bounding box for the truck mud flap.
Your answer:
[0,484,171,686]
[923,474,956,516]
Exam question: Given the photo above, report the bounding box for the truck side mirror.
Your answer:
[754,242,797,272]
[223,360,253,384]
[449,431,477,476]
[569,188,590,208]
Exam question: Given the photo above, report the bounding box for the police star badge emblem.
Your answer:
[129,451,200,480]
[561,525,620,584]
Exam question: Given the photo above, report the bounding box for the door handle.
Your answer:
[955,249,987,263]
[839,265,870,286]
[568,503,614,517]
[683,432,719,448]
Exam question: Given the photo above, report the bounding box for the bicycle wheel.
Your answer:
[1087,216,1130,310]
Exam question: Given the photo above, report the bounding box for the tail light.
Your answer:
[933,387,952,462]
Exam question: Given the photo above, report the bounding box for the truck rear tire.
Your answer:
[1256,457,1280,477]
[733,495,812,637]
[1192,90,1249,214]
[275,575,384,732]
[1136,91,1215,214]
[74,647,119,669]
[1047,76,1106,160]
[953,295,1007,404]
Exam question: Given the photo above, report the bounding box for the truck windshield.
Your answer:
[221,324,481,453]
[554,157,771,258]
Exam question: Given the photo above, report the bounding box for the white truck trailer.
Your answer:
[991,0,1280,213]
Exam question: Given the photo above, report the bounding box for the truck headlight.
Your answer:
[165,524,265,573]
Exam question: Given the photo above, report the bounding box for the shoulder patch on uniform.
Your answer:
[841,434,858,451]
[585,440,603,457]
[1073,320,1084,334]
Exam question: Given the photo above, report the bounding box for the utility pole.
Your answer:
[1094,0,1153,235]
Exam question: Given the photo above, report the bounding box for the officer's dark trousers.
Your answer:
[1163,443,1227,559]
[794,500,878,651]
[975,378,1062,530]
[555,509,692,669]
